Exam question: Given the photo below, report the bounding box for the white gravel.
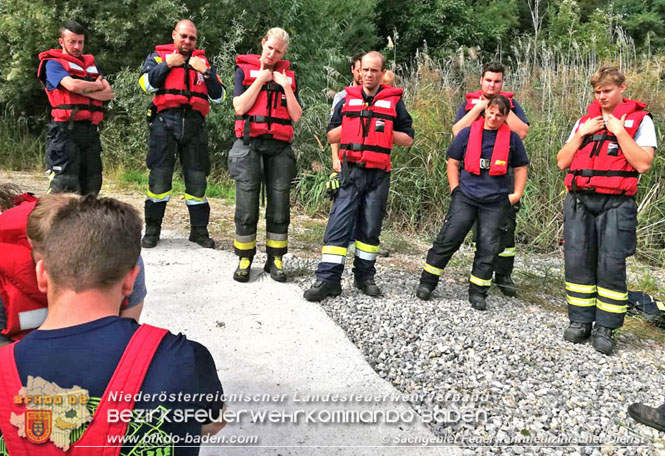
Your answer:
[291,248,665,456]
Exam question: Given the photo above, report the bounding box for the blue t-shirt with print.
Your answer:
[0,316,224,455]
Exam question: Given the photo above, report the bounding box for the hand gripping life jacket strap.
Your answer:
[75,324,168,455]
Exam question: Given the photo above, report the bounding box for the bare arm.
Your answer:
[233,69,272,116]
[506,111,529,139]
[59,76,105,95]
[330,143,341,172]
[447,158,461,191]
[556,117,604,170]
[85,78,114,101]
[202,418,226,436]
[606,114,655,173]
[509,166,528,205]
[393,131,413,147]
[452,101,486,137]
[327,125,342,144]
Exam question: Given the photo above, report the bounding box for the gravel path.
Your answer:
[290,249,665,456]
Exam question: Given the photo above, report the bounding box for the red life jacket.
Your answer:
[0,197,46,341]
[234,54,296,143]
[37,49,104,125]
[339,85,403,172]
[0,324,167,455]
[565,98,649,196]
[152,44,211,116]
[464,118,511,175]
[464,90,514,111]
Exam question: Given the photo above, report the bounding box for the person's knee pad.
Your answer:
[148,168,174,195]
[184,169,207,198]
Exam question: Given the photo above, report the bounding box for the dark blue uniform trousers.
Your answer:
[316,165,390,283]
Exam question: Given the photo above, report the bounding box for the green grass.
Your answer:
[115,168,235,202]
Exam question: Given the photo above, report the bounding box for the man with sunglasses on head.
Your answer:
[139,20,225,249]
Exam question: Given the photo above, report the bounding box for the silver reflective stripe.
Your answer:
[19,308,48,331]
[355,250,378,261]
[250,70,260,78]
[185,198,208,206]
[236,234,256,243]
[321,254,345,264]
[267,232,288,241]
[68,62,84,71]
[86,65,98,74]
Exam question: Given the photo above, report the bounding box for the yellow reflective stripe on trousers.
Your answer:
[498,247,516,257]
[597,286,628,301]
[566,296,596,307]
[322,246,347,256]
[147,189,172,201]
[423,263,443,276]
[596,301,628,314]
[321,245,347,264]
[266,239,288,248]
[470,274,491,287]
[185,193,207,205]
[355,240,380,253]
[565,282,597,294]
[234,240,256,250]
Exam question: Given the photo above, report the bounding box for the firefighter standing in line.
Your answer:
[229,27,302,283]
[139,19,225,249]
[38,20,114,195]
[416,95,529,309]
[557,67,656,355]
[304,51,414,302]
[330,54,363,173]
[452,62,529,297]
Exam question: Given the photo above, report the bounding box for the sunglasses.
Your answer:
[179,34,197,41]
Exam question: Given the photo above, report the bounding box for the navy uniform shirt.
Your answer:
[448,126,529,202]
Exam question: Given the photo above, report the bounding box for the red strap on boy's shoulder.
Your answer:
[76,324,168,455]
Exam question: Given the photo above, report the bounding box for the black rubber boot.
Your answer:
[494,274,517,297]
[233,257,253,283]
[354,277,381,297]
[188,202,214,248]
[189,226,215,249]
[303,280,342,302]
[142,200,166,248]
[416,282,435,301]
[264,256,287,282]
[628,403,665,432]
[592,324,616,355]
[469,292,487,311]
[563,321,592,343]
